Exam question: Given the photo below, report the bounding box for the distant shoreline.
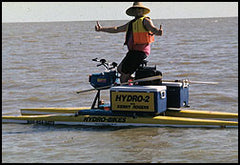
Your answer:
[2,16,238,24]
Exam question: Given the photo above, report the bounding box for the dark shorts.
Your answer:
[121,50,147,74]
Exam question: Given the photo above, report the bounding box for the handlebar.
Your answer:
[92,58,118,70]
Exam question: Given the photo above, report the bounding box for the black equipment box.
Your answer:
[135,66,162,85]
[162,82,189,108]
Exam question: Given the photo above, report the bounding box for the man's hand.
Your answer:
[95,21,102,31]
[159,25,163,36]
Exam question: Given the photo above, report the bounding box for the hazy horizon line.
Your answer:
[2,16,237,24]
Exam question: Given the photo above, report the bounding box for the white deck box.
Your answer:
[110,85,167,114]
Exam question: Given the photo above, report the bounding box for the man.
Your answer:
[95,2,163,83]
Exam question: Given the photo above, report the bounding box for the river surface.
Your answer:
[2,17,238,163]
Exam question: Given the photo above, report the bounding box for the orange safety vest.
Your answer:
[126,16,154,45]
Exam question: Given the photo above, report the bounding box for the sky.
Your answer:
[2,2,238,23]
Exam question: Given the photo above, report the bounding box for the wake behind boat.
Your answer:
[2,58,238,128]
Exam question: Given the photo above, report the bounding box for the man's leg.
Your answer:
[117,62,131,83]
[120,73,131,83]
[117,50,146,83]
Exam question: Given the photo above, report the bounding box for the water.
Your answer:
[2,17,238,163]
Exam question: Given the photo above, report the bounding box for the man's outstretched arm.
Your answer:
[95,21,128,33]
[144,18,163,36]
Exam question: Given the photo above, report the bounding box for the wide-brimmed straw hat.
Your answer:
[126,2,150,16]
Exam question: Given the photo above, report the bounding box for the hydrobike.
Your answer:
[2,58,238,128]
